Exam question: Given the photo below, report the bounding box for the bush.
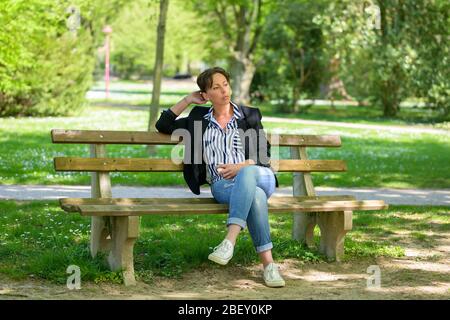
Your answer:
[252,0,328,113]
[0,1,94,116]
[0,0,128,117]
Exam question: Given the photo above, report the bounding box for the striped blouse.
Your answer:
[203,102,246,184]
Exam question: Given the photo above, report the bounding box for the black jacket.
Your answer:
[155,104,279,195]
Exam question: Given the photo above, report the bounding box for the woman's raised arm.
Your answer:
[170,91,207,116]
[155,91,208,134]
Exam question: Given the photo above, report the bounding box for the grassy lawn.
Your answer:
[1,200,447,285]
[89,80,450,126]
[0,104,448,189]
[258,102,450,127]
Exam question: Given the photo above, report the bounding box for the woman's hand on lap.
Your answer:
[217,164,240,179]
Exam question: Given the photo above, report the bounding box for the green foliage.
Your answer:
[406,0,450,117]
[253,0,329,112]
[108,0,159,79]
[316,0,450,117]
[1,0,447,118]
[0,0,126,117]
[109,0,214,79]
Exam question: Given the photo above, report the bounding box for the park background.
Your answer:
[0,0,449,299]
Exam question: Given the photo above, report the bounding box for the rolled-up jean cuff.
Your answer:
[256,242,273,253]
[227,217,247,230]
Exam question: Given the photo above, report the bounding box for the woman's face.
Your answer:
[202,73,231,106]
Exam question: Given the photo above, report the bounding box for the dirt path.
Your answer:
[1,234,448,300]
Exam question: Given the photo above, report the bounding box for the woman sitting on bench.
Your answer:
[155,67,285,288]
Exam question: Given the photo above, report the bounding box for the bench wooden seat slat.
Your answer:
[76,200,387,216]
[60,195,356,208]
[63,199,387,216]
[51,129,342,147]
[54,157,347,172]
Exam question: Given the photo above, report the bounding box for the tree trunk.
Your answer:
[212,1,262,106]
[292,86,300,113]
[383,99,399,117]
[229,54,256,106]
[382,83,399,117]
[147,0,169,155]
[378,0,399,118]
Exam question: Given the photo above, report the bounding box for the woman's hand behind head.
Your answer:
[187,91,208,105]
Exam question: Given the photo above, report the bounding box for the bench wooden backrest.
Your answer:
[51,130,345,171]
[51,129,347,198]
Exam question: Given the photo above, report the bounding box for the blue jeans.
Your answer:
[210,165,276,253]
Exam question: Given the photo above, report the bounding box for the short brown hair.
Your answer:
[196,67,230,92]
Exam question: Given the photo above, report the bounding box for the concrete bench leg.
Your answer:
[107,216,140,286]
[90,216,111,257]
[317,211,352,262]
[292,213,317,248]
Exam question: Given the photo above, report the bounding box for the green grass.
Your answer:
[88,80,196,106]
[1,200,448,284]
[0,81,448,188]
[265,123,450,189]
[258,102,449,126]
[90,80,449,125]
[0,103,449,188]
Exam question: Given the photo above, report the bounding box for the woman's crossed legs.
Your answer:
[210,166,285,287]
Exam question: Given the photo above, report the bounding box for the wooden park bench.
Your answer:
[51,129,388,285]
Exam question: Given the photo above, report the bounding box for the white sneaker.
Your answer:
[208,239,234,265]
[263,263,286,287]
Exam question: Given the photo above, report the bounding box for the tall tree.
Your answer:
[255,0,328,113]
[317,0,449,117]
[147,0,169,154]
[0,0,127,117]
[192,0,265,105]
[110,0,212,79]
